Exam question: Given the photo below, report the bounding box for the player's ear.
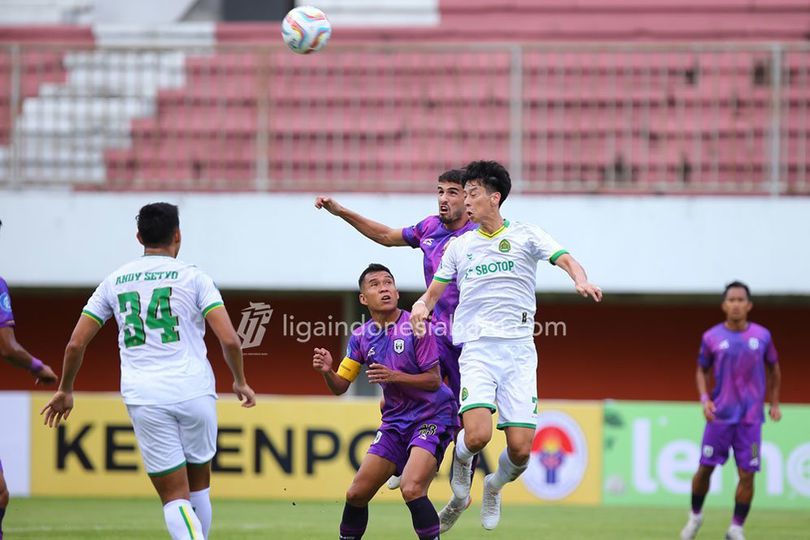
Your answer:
[358,292,368,307]
[136,231,145,246]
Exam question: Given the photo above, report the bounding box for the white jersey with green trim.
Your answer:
[433,220,567,345]
[82,255,224,405]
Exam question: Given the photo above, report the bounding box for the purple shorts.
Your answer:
[367,419,454,476]
[699,422,762,472]
[436,332,463,402]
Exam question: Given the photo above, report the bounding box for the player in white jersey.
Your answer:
[41,203,256,540]
[410,161,602,531]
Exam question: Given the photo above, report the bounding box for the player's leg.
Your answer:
[128,403,204,540]
[725,423,761,540]
[0,460,8,540]
[453,339,497,499]
[681,421,733,539]
[400,448,441,540]
[481,340,537,530]
[401,418,453,539]
[177,396,218,539]
[378,397,401,490]
[342,452,397,540]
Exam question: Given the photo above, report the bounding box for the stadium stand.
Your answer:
[0,0,808,193]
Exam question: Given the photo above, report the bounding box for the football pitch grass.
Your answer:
[5,498,807,539]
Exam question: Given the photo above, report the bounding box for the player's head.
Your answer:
[437,169,467,225]
[722,280,752,322]
[136,202,181,256]
[358,263,399,313]
[461,160,511,223]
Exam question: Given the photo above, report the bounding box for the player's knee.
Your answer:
[345,485,372,507]
[399,479,427,502]
[507,445,531,466]
[738,471,755,487]
[464,428,491,451]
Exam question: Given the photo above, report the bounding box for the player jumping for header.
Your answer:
[680,281,781,540]
[410,161,602,530]
[312,263,457,540]
[41,203,256,540]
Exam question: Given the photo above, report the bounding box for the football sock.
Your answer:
[732,502,751,526]
[190,488,212,538]
[406,496,440,540]
[691,493,706,515]
[163,499,204,540]
[339,502,368,540]
[490,448,528,491]
[455,430,475,463]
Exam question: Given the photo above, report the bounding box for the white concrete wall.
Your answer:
[0,192,808,294]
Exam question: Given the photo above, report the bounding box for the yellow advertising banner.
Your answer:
[30,393,601,504]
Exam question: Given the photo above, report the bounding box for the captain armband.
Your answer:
[337,357,362,382]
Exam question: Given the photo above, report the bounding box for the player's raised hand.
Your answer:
[233,381,256,408]
[34,363,58,385]
[410,301,430,338]
[314,196,344,216]
[312,347,334,373]
[40,390,74,428]
[367,363,396,385]
[576,281,603,302]
[702,399,716,422]
[769,403,782,422]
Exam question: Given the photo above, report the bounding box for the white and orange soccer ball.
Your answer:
[281,6,332,54]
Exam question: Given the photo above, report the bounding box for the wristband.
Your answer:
[30,357,44,374]
[414,300,427,307]
[700,393,709,404]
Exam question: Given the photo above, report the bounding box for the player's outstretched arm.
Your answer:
[0,327,58,384]
[312,348,351,395]
[41,315,102,427]
[410,280,449,338]
[553,253,603,302]
[367,363,441,391]
[767,362,782,421]
[206,306,256,408]
[314,195,407,247]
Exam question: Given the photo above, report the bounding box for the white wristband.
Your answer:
[414,300,427,307]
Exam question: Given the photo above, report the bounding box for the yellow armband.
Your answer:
[337,357,362,382]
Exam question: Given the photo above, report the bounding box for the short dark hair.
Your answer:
[137,203,179,247]
[358,263,394,289]
[438,169,464,185]
[461,160,511,206]
[724,281,752,301]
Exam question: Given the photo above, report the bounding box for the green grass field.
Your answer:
[5,498,807,539]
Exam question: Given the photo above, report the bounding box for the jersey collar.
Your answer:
[477,219,510,239]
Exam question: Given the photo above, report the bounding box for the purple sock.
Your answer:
[406,496,440,540]
[691,493,706,514]
[732,502,751,526]
[339,502,368,540]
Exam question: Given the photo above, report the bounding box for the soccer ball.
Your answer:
[281,6,332,55]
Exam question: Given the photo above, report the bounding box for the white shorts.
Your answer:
[126,394,217,476]
[458,337,538,430]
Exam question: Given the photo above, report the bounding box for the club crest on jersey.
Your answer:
[0,292,11,313]
[393,339,405,354]
[719,340,730,350]
[748,337,760,350]
[498,239,511,253]
[461,387,469,401]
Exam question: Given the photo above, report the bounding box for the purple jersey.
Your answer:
[698,322,778,424]
[346,310,456,432]
[0,277,15,328]
[402,215,476,333]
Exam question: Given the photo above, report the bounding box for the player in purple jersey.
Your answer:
[312,264,456,540]
[315,169,475,399]
[0,219,58,540]
[681,282,782,540]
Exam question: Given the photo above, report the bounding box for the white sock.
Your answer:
[454,429,476,463]
[190,488,212,539]
[163,499,204,540]
[489,448,528,491]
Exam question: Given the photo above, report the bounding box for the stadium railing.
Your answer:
[0,42,808,195]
